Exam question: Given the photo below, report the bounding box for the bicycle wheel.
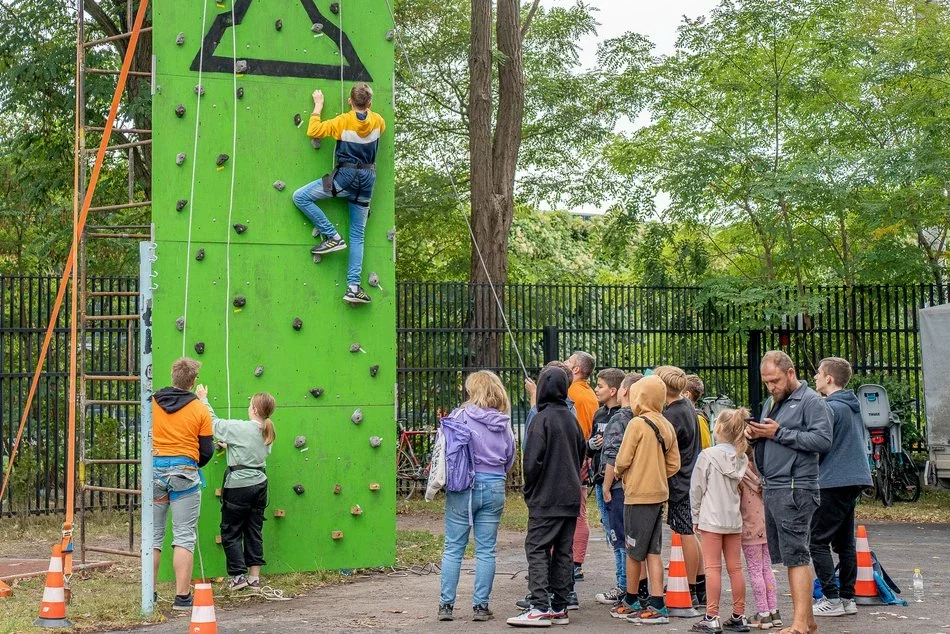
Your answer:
[877,448,893,507]
[891,450,921,503]
[397,447,419,500]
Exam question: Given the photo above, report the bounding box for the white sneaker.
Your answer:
[842,598,857,614]
[595,586,625,604]
[813,597,846,617]
[506,608,552,627]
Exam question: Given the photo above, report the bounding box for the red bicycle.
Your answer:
[396,421,437,500]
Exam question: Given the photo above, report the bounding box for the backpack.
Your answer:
[440,409,476,493]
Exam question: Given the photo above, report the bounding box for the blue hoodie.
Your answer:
[820,389,874,489]
[459,404,516,476]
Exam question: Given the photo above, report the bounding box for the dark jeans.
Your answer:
[525,515,576,611]
[220,482,268,576]
[810,485,863,600]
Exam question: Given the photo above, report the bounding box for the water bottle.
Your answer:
[913,569,924,602]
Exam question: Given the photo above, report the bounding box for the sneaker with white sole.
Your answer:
[769,610,783,627]
[343,286,372,304]
[749,611,773,629]
[842,598,857,615]
[228,574,249,591]
[595,586,625,605]
[506,608,552,627]
[691,615,723,633]
[723,613,752,632]
[549,609,569,625]
[813,597,846,617]
[311,236,347,254]
[610,599,640,618]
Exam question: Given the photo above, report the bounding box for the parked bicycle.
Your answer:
[396,420,437,500]
[857,385,921,507]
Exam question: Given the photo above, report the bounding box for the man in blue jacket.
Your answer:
[747,350,833,634]
[810,357,874,618]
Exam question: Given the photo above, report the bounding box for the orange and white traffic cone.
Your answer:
[854,525,882,605]
[0,578,12,598]
[33,544,72,628]
[667,532,700,617]
[188,582,218,633]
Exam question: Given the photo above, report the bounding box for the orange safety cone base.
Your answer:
[0,579,12,598]
[667,532,701,618]
[32,616,74,628]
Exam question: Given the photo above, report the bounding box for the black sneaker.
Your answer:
[343,286,372,304]
[438,603,454,621]
[172,593,193,611]
[573,564,584,581]
[515,592,552,610]
[228,574,249,591]
[567,591,579,611]
[311,236,347,254]
[472,604,493,621]
[723,613,751,632]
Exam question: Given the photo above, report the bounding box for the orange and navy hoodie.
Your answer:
[307,109,386,167]
[151,388,214,466]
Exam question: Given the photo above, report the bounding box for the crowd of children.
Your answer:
[433,350,868,634]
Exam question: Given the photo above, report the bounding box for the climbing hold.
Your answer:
[233,223,248,234]
[175,316,185,331]
[330,2,339,14]
[195,248,205,261]
[234,59,248,74]
[273,180,286,191]
[369,483,381,491]
[333,484,342,495]
[216,153,230,166]
[312,254,322,264]
[368,272,380,287]
[293,484,305,495]
[292,317,303,330]
[176,152,186,166]
[236,86,244,99]
[194,84,205,96]
[214,488,222,497]
[294,436,306,449]
[369,364,380,377]
[351,408,363,424]
[293,113,302,127]
[385,29,395,42]
[275,19,282,31]
[273,509,286,518]
[176,32,185,45]
[312,22,324,34]
[175,104,186,118]
[369,436,382,448]
[331,531,343,540]
[349,342,363,353]
[215,535,223,544]
[350,505,363,516]
[309,387,324,398]
[254,365,264,377]
[176,199,188,212]
[233,296,247,308]
[386,227,396,241]
[311,137,321,150]
[195,342,205,355]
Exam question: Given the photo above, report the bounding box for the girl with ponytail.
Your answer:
[196,385,275,592]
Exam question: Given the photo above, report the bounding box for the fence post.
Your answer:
[139,242,155,616]
[747,330,762,417]
[542,326,558,365]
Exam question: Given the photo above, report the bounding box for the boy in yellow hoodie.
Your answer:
[292,83,386,305]
[614,375,680,625]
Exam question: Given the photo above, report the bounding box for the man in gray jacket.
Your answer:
[810,357,873,618]
[747,350,832,634]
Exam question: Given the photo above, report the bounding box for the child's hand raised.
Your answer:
[195,384,208,399]
[312,89,324,112]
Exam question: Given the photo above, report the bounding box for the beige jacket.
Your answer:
[690,443,748,534]
[614,376,680,505]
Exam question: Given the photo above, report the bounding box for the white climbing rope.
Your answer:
[180,0,210,356]
[382,0,529,378]
[222,0,239,414]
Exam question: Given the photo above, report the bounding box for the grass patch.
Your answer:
[856,488,950,524]
[395,530,444,566]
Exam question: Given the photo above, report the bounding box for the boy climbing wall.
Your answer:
[292,82,386,305]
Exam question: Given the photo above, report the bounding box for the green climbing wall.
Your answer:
[151,0,396,577]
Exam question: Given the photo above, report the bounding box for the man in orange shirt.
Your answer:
[151,357,213,610]
[565,351,598,606]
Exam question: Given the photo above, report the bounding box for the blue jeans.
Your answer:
[439,473,506,607]
[595,483,626,589]
[292,169,371,286]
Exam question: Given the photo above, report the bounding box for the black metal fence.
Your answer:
[3,277,947,514]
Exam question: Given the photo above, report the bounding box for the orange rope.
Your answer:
[0,0,151,516]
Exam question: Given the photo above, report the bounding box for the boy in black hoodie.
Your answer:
[508,366,586,628]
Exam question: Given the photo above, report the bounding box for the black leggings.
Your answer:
[220,482,268,576]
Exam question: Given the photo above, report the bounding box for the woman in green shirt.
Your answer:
[197,385,276,591]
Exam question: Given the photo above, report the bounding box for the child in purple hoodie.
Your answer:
[438,371,516,622]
